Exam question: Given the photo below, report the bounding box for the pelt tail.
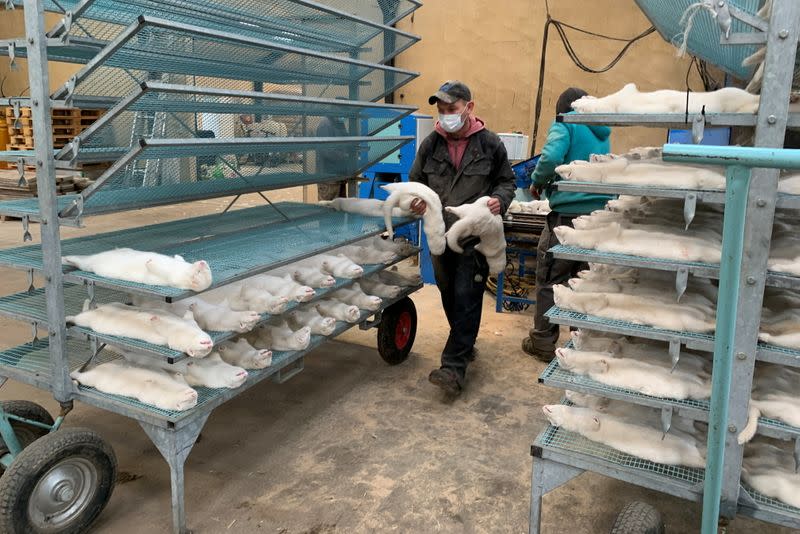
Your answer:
[382,193,401,239]
[737,404,761,445]
[61,255,81,268]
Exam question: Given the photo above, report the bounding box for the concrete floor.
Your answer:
[0,192,795,534]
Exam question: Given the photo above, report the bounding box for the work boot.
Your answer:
[428,367,462,395]
[521,337,554,363]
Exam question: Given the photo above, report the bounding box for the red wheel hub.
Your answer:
[395,311,412,349]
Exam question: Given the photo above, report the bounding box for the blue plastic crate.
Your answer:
[512,155,540,190]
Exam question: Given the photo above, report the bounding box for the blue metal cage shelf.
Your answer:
[0,202,416,300]
[0,283,421,429]
[0,248,417,363]
[49,17,418,106]
[0,136,412,221]
[539,358,800,441]
[56,82,416,163]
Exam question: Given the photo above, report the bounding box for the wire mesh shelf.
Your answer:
[0,202,415,300]
[0,284,421,427]
[50,17,417,107]
[0,248,417,362]
[539,358,800,440]
[0,136,411,220]
[56,82,415,164]
[318,0,420,25]
[739,486,800,529]
[49,0,419,64]
[535,424,706,485]
[550,244,721,277]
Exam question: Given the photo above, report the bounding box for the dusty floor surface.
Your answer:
[0,191,794,534]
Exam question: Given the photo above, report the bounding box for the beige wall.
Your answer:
[0,11,80,95]
[394,0,712,155]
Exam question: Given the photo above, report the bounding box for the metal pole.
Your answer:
[23,0,72,402]
[701,165,750,533]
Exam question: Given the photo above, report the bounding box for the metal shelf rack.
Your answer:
[0,1,423,532]
[530,2,800,533]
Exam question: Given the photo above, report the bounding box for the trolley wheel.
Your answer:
[610,501,665,534]
[377,296,417,365]
[0,401,55,466]
[0,427,117,534]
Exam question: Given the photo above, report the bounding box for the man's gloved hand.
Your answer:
[410,198,427,215]
[530,185,541,200]
[487,197,501,215]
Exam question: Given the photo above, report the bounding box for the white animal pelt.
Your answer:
[556,347,711,400]
[132,295,260,334]
[542,404,706,468]
[245,274,316,303]
[741,439,800,508]
[181,352,248,389]
[571,83,762,114]
[286,307,337,336]
[315,298,362,323]
[737,365,800,444]
[70,361,198,411]
[444,196,507,274]
[555,157,726,190]
[320,197,407,218]
[250,320,312,352]
[381,182,446,255]
[553,285,716,333]
[217,337,272,369]
[374,269,421,288]
[508,199,551,215]
[331,283,382,311]
[62,248,212,291]
[66,301,214,357]
[358,235,418,258]
[335,245,395,265]
[553,222,722,264]
[297,254,364,279]
[358,277,402,298]
[273,263,336,288]
[202,283,289,315]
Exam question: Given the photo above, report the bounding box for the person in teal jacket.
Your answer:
[521,87,615,362]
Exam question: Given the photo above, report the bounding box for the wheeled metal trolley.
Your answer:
[529,1,800,532]
[0,0,423,531]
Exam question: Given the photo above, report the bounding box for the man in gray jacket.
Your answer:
[409,81,516,395]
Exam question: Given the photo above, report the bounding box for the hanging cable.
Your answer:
[530,5,656,155]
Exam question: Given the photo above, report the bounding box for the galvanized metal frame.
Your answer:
[529,1,800,532]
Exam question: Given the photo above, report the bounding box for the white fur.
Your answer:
[62,248,212,291]
[246,274,316,303]
[277,265,336,288]
[742,440,800,508]
[381,182,446,255]
[331,283,382,311]
[358,277,402,298]
[320,197,407,218]
[543,404,706,468]
[571,83,761,114]
[132,295,260,334]
[286,307,337,336]
[556,347,711,399]
[359,235,418,257]
[508,199,551,215]
[315,298,361,323]
[181,352,248,389]
[70,361,198,411]
[444,197,507,274]
[66,301,214,357]
[251,321,312,351]
[555,158,726,190]
[553,285,716,333]
[217,337,272,369]
[299,254,364,279]
[336,245,395,265]
[203,283,289,315]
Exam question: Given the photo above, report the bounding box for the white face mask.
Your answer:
[439,108,468,133]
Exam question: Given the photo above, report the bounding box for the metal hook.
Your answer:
[62,11,73,35]
[21,215,31,242]
[26,269,34,293]
[660,406,674,437]
[669,340,681,373]
[684,193,697,229]
[64,77,76,108]
[30,321,38,342]
[70,136,81,162]
[691,113,706,145]
[12,100,20,129]
[85,281,96,309]
[7,41,16,70]
[675,267,689,302]
[713,1,733,39]
[16,158,25,185]
[794,438,800,474]
[4,0,15,10]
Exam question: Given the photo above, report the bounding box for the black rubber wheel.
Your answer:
[0,401,55,470]
[610,501,665,534]
[0,427,117,534]
[377,296,417,365]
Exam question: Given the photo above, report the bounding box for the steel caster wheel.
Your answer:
[0,427,117,534]
[377,296,417,365]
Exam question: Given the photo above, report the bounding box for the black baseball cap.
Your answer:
[428,80,472,105]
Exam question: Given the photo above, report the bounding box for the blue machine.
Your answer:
[360,113,435,282]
